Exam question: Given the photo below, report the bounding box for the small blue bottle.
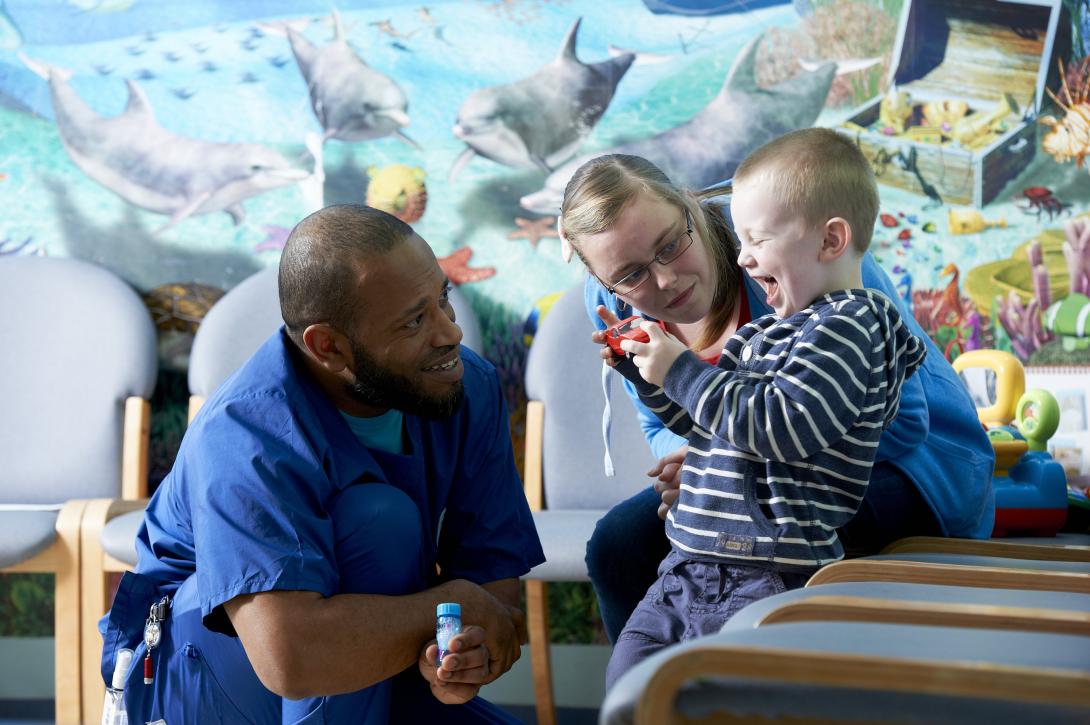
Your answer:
[436,602,462,666]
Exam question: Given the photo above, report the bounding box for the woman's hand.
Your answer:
[619,321,687,387]
[592,305,623,366]
[648,445,687,520]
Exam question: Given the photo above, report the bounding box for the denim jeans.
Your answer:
[585,460,942,643]
[605,551,807,691]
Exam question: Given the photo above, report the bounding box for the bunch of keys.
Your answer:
[143,596,170,685]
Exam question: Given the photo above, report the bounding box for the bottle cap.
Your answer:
[437,602,461,618]
[112,648,134,689]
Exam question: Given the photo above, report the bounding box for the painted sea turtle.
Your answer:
[143,282,225,371]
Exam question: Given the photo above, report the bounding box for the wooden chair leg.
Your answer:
[526,579,556,725]
[54,499,87,725]
[80,498,146,725]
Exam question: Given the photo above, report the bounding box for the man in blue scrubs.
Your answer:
[101,205,545,723]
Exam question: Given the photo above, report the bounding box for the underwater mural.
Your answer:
[1,0,1089,463]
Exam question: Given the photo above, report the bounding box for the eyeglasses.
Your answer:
[598,209,694,296]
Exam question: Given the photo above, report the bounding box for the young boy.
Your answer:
[599,127,926,689]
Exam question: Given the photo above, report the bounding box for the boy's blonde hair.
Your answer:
[733,128,879,253]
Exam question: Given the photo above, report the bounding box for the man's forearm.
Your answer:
[226,579,487,699]
[481,577,520,610]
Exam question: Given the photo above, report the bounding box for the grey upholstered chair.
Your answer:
[600,619,1090,724]
[0,255,157,724]
[721,579,1090,635]
[599,556,1090,722]
[79,262,484,722]
[522,282,658,725]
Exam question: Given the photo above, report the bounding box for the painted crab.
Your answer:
[1015,186,1069,220]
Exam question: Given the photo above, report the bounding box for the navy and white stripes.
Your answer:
[617,289,925,572]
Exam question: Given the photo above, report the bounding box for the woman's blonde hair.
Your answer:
[559,154,740,351]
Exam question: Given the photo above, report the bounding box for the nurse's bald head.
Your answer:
[279,204,414,348]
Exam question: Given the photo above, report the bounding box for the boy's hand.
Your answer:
[620,321,686,387]
[591,305,622,366]
[648,445,687,520]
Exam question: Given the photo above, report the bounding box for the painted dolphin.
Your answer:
[520,33,837,215]
[449,17,635,181]
[282,10,418,148]
[21,54,312,234]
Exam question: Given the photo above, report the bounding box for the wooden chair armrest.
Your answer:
[882,536,1090,563]
[121,396,151,500]
[524,400,545,512]
[807,559,1090,594]
[636,644,1090,725]
[755,594,1090,636]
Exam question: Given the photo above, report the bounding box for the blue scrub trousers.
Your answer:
[110,483,523,724]
[585,460,942,643]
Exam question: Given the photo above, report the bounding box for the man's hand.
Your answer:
[417,626,492,705]
[459,584,526,684]
[648,445,686,520]
[619,322,687,387]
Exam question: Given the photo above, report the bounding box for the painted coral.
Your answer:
[756,0,896,108]
[996,241,1055,359]
[1064,215,1090,296]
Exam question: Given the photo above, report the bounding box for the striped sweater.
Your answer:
[616,289,926,573]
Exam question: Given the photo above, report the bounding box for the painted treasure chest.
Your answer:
[836,0,1069,208]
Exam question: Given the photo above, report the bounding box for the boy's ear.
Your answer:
[302,323,352,373]
[819,217,853,262]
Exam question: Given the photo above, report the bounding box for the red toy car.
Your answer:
[605,316,651,356]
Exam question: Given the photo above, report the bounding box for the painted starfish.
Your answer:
[254,225,292,252]
[438,246,495,285]
[507,216,558,248]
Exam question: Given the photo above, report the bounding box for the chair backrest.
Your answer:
[525,282,657,510]
[608,621,1090,725]
[0,256,157,503]
[188,264,483,400]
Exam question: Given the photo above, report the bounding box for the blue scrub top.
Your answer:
[134,329,545,633]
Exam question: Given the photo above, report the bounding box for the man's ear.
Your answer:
[301,323,352,373]
[819,217,853,262]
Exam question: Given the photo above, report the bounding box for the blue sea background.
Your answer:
[0,0,1088,365]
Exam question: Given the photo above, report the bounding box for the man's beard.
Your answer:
[346,339,464,419]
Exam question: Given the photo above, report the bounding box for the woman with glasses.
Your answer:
[558,153,994,644]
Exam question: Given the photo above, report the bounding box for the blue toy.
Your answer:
[953,350,1067,537]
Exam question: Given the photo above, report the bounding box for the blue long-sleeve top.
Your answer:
[586,252,995,539]
[612,289,926,571]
